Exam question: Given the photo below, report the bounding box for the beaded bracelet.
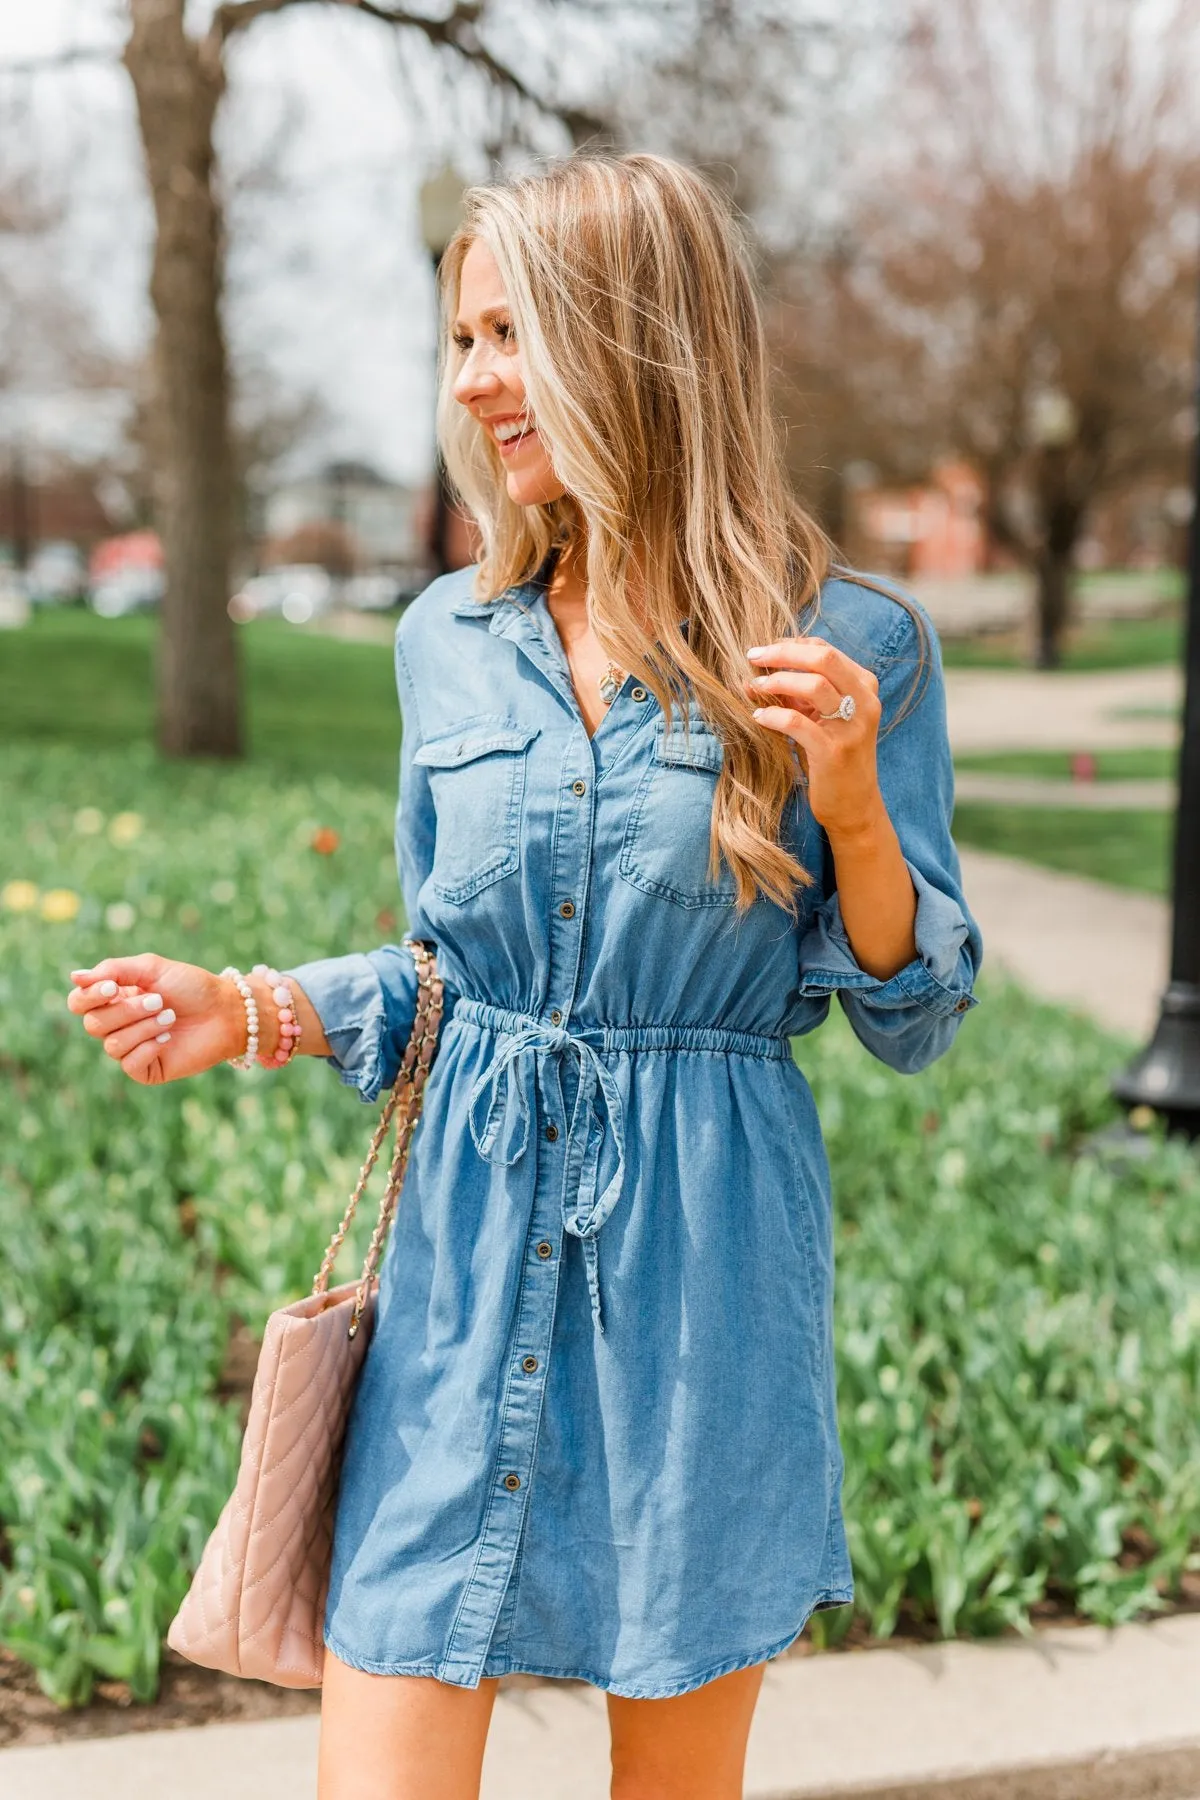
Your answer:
[220,966,259,1070]
[251,963,302,1068]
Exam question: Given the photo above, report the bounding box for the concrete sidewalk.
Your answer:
[957,846,1168,1039]
[3,1615,1198,1799]
[944,666,1181,754]
[954,773,1174,810]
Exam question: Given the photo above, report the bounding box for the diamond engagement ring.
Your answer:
[820,694,857,723]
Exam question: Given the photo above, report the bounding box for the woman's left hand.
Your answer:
[743,637,884,840]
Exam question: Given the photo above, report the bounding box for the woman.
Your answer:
[68,153,982,1800]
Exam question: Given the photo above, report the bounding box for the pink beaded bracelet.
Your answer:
[250,963,302,1068]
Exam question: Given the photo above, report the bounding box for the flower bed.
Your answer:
[1,740,1197,1705]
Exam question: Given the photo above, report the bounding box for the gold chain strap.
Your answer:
[310,938,445,1338]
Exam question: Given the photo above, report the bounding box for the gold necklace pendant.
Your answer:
[598,661,624,705]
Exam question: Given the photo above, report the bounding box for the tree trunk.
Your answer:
[1033,548,1073,670]
[124,1,242,758]
[1031,452,1082,671]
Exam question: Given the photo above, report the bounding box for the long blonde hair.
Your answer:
[437,152,888,915]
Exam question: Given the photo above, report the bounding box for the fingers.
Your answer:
[67,981,143,1018]
[100,1007,173,1065]
[114,1031,172,1088]
[66,955,179,1086]
[73,988,173,1035]
[745,668,844,718]
[748,704,827,748]
[69,954,165,991]
[751,703,866,768]
[746,636,880,702]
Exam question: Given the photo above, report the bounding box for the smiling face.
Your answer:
[450,238,568,509]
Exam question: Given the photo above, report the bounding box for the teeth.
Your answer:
[495,419,533,443]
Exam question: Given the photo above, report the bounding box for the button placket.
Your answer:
[440,1023,570,1683]
[440,1119,565,1682]
[442,734,595,1686]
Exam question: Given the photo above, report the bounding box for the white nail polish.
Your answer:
[141,993,163,1011]
[156,1009,175,1027]
[99,980,117,997]
[156,1031,171,1044]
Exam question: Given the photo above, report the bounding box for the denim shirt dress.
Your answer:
[285,562,983,1699]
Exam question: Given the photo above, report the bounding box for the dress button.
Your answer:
[572,779,587,796]
[549,1008,562,1024]
[522,1355,539,1373]
[503,1472,521,1491]
[545,1122,559,1141]
[559,900,576,918]
[536,1240,553,1259]
[631,686,648,701]
[954,995,971,1013]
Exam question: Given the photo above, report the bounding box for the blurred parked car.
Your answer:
[341,571,406,612]
[229,564,334,625]
[89,565,165,618]
[27,541,87,605]
[88,531,164,618]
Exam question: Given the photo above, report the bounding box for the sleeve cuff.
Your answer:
[282,950,397,1104]
[798,861,978,1019]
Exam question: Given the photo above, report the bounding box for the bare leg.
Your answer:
[607,1660,766,1800]
[318,1650,500,1800]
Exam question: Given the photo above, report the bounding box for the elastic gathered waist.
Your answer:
[451,995,790,1062]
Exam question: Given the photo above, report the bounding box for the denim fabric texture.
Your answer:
[285,561,983,1698]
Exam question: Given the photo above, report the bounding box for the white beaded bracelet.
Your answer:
[220,966,259,1070]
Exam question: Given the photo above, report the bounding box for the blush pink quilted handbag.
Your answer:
[167,938,444,1687]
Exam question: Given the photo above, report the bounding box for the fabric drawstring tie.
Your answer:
[465,1021,627,1336]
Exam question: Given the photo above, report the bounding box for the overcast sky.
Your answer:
[0,0,520,485]
[0,0,894,488]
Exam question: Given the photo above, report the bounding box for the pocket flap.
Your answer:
[413,719,540,769]
[654,718,725,774]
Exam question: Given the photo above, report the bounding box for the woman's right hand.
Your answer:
[67,955,245,1087]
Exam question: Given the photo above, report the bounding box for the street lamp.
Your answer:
[419,165,466,579]
[1112,294,1200,1136]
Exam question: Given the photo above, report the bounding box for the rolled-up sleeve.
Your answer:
[284,626,457,1103]
[796,601,982,1073]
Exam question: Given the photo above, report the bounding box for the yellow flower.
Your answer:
[108,812,144,846]
[40,888,82,923]
[2,880,39,912]
[73,807,105,836]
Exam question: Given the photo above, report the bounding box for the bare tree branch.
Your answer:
[209,0,604,136]
[774,0,1199,665]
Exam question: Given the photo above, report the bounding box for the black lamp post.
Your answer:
[418,165,465,579]
[1112,288,1200,1137]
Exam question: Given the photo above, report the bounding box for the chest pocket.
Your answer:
[618,716,738,908]
[413,717,540,903]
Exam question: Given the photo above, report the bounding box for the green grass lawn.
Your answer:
[0,607,402,791]
[955,748,1176,782]
[2,736,1198,1706]
[953,803,1171,895]
[941,610,1183,672]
